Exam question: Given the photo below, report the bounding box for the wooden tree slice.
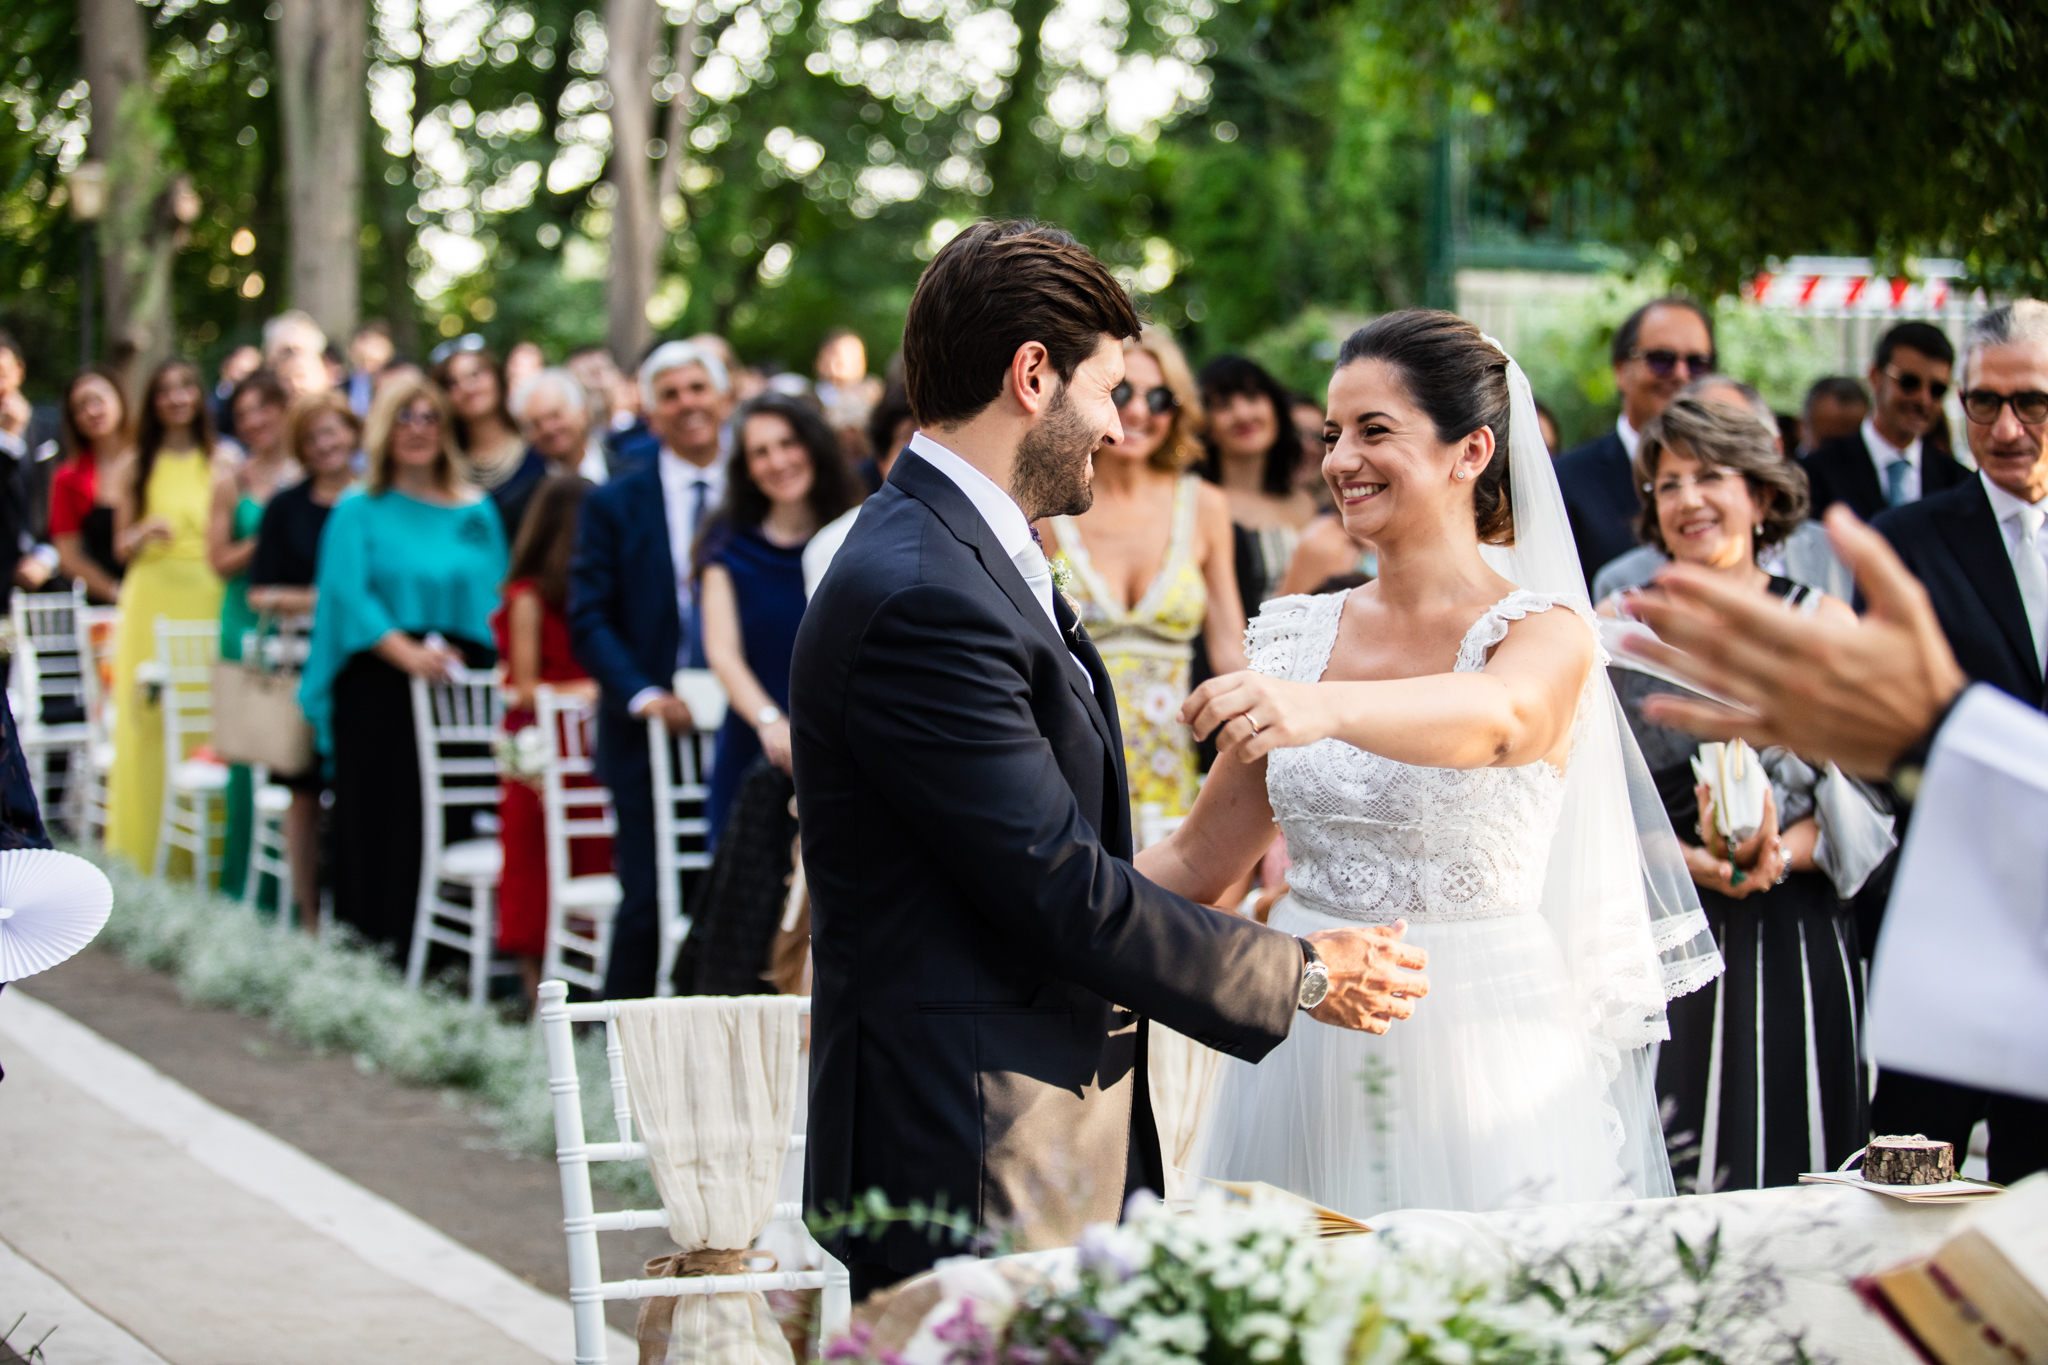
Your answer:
[1864,1135,1955,1185]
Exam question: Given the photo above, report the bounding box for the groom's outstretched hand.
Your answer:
[1302,922,1429,1033]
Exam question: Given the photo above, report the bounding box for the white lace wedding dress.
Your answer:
[1195,587,1642,1218]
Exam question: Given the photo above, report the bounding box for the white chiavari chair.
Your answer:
[237,616,312,920]
[9,585,94,835]
[407,668,514,1005]
[540,687,622,994]
[647,667,725,996]
[151,620,229,885]
[536,981,848,1364]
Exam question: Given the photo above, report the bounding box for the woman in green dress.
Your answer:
[207,369,302,898]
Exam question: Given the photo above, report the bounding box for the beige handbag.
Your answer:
[211,620,315,774]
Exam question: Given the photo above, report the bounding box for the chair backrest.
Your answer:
[535,982,845,1364]
[538,688,615,893]
[410,668,503,827]
[10,585,89,728]
[152,620,220,766]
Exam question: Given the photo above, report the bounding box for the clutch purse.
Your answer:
[1691,739,1771,844]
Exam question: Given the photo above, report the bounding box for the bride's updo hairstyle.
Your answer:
[1335,310,1514,545]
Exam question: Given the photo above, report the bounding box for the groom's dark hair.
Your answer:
[902,220,1142,429]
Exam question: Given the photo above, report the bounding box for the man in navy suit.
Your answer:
[1804,321,1970,521]
[1555,297,1717,589]
[1870,300,2048,1183]
[568,339,733,998]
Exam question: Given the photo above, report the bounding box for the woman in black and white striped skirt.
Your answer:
[1601,395,1873,1190]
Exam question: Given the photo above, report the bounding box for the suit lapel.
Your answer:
[893,454,1122,754]
[1934,479,2043,688]
[1840,435,1886,519]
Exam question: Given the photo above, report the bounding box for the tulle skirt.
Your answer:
[1195,897,1642,1221]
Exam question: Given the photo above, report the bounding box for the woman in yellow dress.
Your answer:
[1040,327,1245,825]
[105,360,227,871]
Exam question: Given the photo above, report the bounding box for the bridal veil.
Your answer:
[1478,339,1724,1198]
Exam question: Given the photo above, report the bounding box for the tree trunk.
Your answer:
[982,0,1056,219]
[276,0,367,343]
[77,0,176,388]
[606,0,661,366]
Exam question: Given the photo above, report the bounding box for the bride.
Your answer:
[1135,310,1722,1217]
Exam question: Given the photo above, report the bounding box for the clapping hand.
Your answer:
[1302,922,1430,1033]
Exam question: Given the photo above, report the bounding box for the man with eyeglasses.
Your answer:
[1557,295,1717,588]
[1864,298,2048,1183]
[1804,321,1969,521]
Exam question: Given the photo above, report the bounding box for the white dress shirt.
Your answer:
[909,432,1088,677]
[1981,470,2048,570]
[1869,684,2048,1102]
[1862,416,1922,506]
[1615,413,1641,461]
[628,447,727,717]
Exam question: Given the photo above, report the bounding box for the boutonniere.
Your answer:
[1049,556,1075,594]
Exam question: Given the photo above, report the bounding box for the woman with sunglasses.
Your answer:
[300,375,507,955]
[1038,328,1244,825]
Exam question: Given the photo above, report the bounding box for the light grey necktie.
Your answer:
[1011,539,1057,633]
[2015,504,2048,673]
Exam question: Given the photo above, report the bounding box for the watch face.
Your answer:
[1300,966,1330,1010]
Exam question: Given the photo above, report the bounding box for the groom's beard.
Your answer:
[1011,382,1097,521]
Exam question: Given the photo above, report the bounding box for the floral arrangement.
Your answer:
[821,1188,1820,1365]
[492,724,551,787]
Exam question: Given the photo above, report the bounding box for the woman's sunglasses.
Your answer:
[1882,367,1950,401]
[1112,382,1180,415]
[395,406,443,429]
[1629,349,1715,379]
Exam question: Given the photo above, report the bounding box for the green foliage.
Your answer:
[1382,0,2048,297]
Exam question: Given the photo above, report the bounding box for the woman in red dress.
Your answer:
[491,476,609,1004]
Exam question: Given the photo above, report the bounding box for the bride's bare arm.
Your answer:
[1133,753,1276,905]
[1184,607,1594,770]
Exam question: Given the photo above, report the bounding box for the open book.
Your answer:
[1199,1178,1372,1238]
[1856,1172,2048,1364]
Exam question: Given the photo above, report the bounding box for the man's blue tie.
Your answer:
[1885,458,1911,508]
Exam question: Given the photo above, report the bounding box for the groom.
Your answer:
[791,221,1428,1297]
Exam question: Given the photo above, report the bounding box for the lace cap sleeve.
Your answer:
[1245,591,1345,682]
[1454,589,1605,673]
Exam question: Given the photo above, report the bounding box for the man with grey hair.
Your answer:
[510,367,605,483]
[1591,374,1851,602]
[1866,298,2048,1183]
[568,338,735,998]
[262,310,332,397]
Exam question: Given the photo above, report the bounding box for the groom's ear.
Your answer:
[1008,340,1056,417]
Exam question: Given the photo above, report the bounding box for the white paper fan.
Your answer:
[0,849,115,982]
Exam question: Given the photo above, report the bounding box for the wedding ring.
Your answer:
[1246,714,1261,736]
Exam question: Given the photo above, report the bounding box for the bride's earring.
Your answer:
[1454,470,1468,481]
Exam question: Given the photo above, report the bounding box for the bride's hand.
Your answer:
[1183,671,1331,762]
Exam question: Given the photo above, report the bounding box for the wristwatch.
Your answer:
[756,704,784,728]
[1295,938,1330,1011]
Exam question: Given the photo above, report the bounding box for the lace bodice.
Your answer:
[1257,589,1590,925]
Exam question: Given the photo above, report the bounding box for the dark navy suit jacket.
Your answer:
[790,452,1300,1277]
[1802,430,1971,522]
[567,460,682,782]
[1556,429,1640,591]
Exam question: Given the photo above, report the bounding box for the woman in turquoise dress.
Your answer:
[207,369,301,898]
[301,375,507,955]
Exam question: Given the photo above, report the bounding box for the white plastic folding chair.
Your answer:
[539,688,623,994]
[647,668,725,996]
[407,667,513,1005]
[151,620,230,885]
[537,981,849,1364]
[9,586,94,835]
